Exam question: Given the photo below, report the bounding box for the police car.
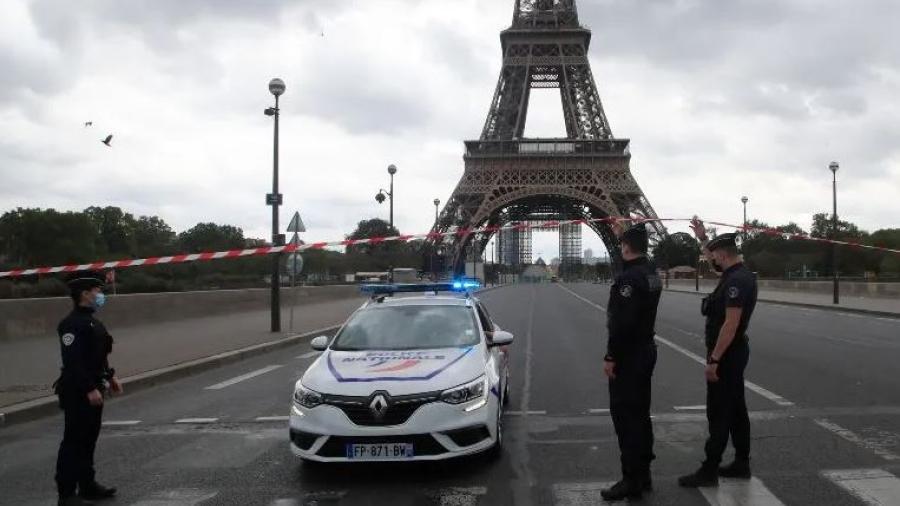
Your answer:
[289,281,512,462]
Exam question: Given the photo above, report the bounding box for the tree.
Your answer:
[652,232,700,268]
[133,216,176,257]
[810,212,864,240]
[177,223,245,252]
[84,206,137,256]
[0,208,101,267]
[345,218,421,271]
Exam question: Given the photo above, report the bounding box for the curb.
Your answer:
[664,287,899,319]
[0,325,340,428]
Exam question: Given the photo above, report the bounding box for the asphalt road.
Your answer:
[1,283,899,505]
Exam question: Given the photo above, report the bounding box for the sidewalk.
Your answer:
[665,280,899,316]
[0,297,365,408]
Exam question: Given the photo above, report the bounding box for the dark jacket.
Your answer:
[606,257,662,362]
[703,262,758,351]
[56,306,114,399]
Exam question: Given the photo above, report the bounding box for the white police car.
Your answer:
[289,282,513,462]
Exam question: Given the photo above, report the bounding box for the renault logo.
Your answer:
[369,393,390,420]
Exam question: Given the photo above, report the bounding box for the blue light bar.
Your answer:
[359,281,480,296]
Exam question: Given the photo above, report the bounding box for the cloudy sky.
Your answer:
[2,0,898,262]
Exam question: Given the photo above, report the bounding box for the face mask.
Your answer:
[92,292,107,309]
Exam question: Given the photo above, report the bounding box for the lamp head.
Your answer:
[268,78,286,97]
[829,161,839,173]
[387,164,397,175]
[741,196,748,204]
[434,198,440,206]
[375,192,386,204]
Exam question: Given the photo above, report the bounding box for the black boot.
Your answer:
[600,478,643,501]
[719,459,751,478]
[639,474,653,492]
[78,481,116,500]
[678,465,719,488]
[58,495,94,506]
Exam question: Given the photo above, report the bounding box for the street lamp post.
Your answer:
[830,161,840,304]
[265,78,285,333]
[741,196,749,240]
[376,164,398,281]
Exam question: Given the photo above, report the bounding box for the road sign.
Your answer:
[287,211,306,232]
[287,253,304,276]
[288,232,300,246]
[266,193,283,206]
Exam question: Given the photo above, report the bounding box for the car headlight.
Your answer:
[293,384,323,408]
[441,376,486,404]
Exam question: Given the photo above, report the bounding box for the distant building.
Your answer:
[583,248,597,265]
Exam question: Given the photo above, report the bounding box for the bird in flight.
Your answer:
[101,135,113,146]
[84,121,92,127]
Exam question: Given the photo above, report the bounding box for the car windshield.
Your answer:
[331,304,480,351]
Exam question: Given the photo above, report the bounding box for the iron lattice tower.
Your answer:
[435,0,664,273]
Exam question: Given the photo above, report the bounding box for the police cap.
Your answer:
[621,223,649,252]
[66,273,105,295]
[707,232,739,252]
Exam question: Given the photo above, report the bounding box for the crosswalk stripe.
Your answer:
[587,408,610,414]
[255,416,290,422]
[174,418,218,424]
[674,405,707,411]
[102,420,141,426]
[551,482,616,506]
[129,488,218,505]
[432,486,487,506]
[700,477,786,506]
[822,469,900,505]
[205,364,284,390]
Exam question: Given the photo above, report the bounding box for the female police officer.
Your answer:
[55,274,121,505]
[678,219,757,488]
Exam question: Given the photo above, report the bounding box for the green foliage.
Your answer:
[652,232,700,267]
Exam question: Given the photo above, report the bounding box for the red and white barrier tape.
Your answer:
[1,216,897,279]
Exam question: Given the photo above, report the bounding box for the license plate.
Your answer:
[346,443,414,459]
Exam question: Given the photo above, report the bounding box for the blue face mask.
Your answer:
[92,292,107,309]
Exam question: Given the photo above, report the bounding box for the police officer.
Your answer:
[55,274,121,506]
[679,220,757,488]
[601,223,662,501]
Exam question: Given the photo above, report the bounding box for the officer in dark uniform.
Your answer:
[679,220,757,488]
[55,274,120,506]
[601,223,663,501]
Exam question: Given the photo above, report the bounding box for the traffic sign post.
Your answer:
[287,213,305,331]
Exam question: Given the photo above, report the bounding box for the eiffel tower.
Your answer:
[435,0,664,274]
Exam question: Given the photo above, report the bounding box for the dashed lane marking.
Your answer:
[506,410,547,416]
[587,408,610,414]
[296,351,320,359]
[174,418,219,424]
[814,419,900,461]
[700,476,786,506]
[102,420,141,426]
[204,365,284,390]
[821,468,900,505]
[674,405,707,411]
[557,283,796,408]
[255,416,290,422]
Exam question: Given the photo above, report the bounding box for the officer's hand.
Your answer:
[87,389,104,406]
[603,360,616,379]
[705,363,719,383]
[690,217,707,241]
[110,377,123,395]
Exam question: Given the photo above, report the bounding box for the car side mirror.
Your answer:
[490,330,514,347]
[310,335,329,351]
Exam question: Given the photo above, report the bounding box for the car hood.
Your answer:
[301,346,484,396]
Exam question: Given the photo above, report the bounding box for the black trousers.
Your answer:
[703,340,750,467]
[609,345,657,479]
[56,395,103,496]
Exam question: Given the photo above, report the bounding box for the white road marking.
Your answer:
[102,420,141,426]
[821,469,900,505]
[558,284,796,408]
[700,477,786,506]
[552,481,616,506]
[654,335,796,407]
[506,410,547,416]
[255,416,290,422]
[674,405,707,411]
[204,365,283,390]
[296,351,319,359]
[587,408,610,414]
[522,286,536,414]
[814,419,900,461]
[130,488,218,506]
[431,486,487,506]
[174,418,218,424]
